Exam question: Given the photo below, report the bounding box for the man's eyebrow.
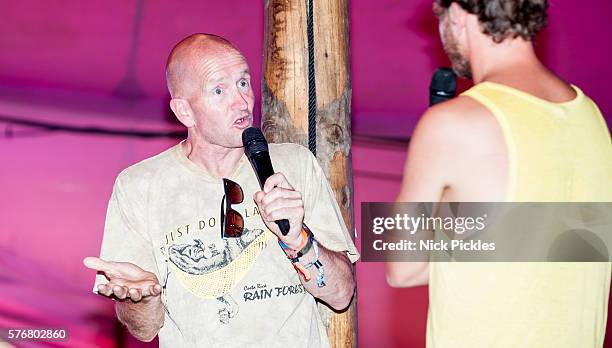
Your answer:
[206,69,250,87]
[206,76,225,86]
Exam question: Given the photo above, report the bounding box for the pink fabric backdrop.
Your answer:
[1,1,611,347]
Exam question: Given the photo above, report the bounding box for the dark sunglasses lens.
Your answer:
[224,179,244,204]
[224,209,244,238]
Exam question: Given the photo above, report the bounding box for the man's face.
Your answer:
[187,48,254,148]
[434,2,473,79]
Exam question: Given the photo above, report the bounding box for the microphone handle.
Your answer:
[250,152,290,236]
[276,219,291,237]
[429,89,454,106]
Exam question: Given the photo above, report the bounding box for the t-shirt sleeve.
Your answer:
[92,173,158,294]
[300,147,360,263]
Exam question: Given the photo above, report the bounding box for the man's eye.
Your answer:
[239,79,249,88]
[214,88,223,95]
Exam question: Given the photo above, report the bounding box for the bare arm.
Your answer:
[253,173,355,310]
[84,257,164,342]
[386,104,457,288]
[115,296,164,342]
[296,239,355,310]
[386,96,507,287]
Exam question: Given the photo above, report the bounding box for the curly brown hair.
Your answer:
[436,0,548,43]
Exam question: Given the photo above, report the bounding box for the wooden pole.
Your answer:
[262,0,355,347]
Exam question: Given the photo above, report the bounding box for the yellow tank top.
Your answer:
[427,82,612,348]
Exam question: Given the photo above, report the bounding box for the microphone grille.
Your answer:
[242,127,268,157]
[429,67,456,97]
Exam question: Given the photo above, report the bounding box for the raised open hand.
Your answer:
[83,257,161,302]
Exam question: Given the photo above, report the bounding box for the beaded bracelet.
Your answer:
[278,225,324,286]
[278,227,313,260]
[303,239,326,288]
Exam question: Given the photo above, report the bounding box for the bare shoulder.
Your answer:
[414,95,502,155]
[399,94,509,201]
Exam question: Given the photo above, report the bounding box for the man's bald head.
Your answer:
[166,33,243,99]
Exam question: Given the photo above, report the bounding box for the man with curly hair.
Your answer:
[387,1,612,347]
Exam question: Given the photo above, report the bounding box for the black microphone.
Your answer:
[429,67,457,106]
[242,127,290,236]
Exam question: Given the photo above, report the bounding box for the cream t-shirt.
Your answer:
[93,142,358,347]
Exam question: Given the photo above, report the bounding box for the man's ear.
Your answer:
[170,98,196,128]
[448,2,468,30]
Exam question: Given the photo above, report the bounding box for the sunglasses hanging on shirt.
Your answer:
[220,178,244,239]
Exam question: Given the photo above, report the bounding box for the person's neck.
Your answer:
[469,37,543,85]
[182,137,245,179]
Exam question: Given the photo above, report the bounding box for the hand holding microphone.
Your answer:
[243,127,305,248]
[253,172,306,249]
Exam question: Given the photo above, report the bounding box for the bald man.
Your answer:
[84,34,358,347]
